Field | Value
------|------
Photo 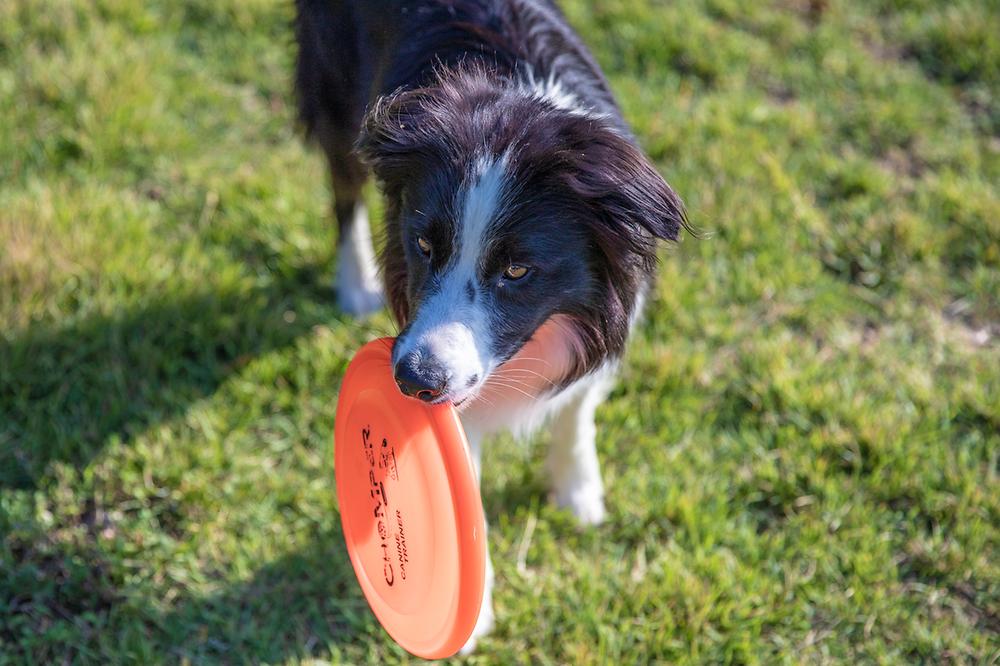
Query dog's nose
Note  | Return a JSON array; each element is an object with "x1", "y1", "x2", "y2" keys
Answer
[{"x1": 393, "y1": 355, "x2": 446, "y2": 402}]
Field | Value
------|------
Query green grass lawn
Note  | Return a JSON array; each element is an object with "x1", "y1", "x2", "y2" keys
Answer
[{"x1": 2, "y1": 0, "x2": 998, "y2": 662}]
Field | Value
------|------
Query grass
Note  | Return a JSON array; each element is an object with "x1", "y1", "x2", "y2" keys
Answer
[{"x1": 1, "y1": 0, "x2": 998, "y2": 662}]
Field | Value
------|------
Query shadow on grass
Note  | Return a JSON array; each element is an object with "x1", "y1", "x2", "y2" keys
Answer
[
  {"x1": 0, "y1": 261, "x2": 343, "y2": 490},
  {"x1": 481, "y1": 464, "x2": 548, "y2": 525},
  {"x1": 154, "y1": 527, "x2": 386, "y2": 663},
  {"x1": 1, "y1": 520, "x2": 390, "y2": 663},
  {"x1": 0, "y1": 252, "x2": 401, "y2": 660}
]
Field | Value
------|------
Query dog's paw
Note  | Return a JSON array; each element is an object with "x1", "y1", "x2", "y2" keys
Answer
[
  {"x1": 336, "y1": 282, "x2": 383, "y2": 317},
  {"x1": 458, "y1": 600, "x2": 494, "y2": 655},
  {"x1": 552, "y1": 483, "x2": 606, "y2": 526}
]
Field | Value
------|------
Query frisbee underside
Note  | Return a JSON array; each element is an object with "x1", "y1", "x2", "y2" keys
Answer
[{"x1": 334, "y1": 338, "x2": 486, "y2": 659}]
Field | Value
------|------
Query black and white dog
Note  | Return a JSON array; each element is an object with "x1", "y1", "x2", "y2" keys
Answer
[{"x1": 295, "y1": 0, "x2": 687, "y2": 651}]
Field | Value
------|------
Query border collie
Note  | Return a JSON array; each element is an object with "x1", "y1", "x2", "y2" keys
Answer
[{"x1": 295, "y1": 0, "x2": 687, "y2": 651}]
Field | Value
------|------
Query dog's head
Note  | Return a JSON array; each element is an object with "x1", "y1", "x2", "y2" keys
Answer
[{"x1": 358, "y1": 69, "x2": 686, "y2": 406}]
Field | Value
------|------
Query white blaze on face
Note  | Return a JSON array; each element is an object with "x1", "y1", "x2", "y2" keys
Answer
[{"x1": 394, "y1": 154, "x2": 510, "y2": 401}]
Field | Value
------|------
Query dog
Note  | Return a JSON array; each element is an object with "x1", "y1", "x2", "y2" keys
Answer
[{"x1": 294, "y1": 0, "x2": 687, "y2": 651}]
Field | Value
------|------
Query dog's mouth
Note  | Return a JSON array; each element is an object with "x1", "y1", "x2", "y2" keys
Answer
[
  {"x1": 411, "y1": 390, "x2": 474, "y2": 411},
  {"x1": 391, "y1": 341, "x2": 528, "y2": 410},
  {"x1": 440, "y1": 348, "x2": 533, "y2": 410},
  {"x1": 438, "y1": 379, "x2": 485, "y2": 410},
  {"x1": 436, "y1": 368, "x2": 498, "y2": 410}
]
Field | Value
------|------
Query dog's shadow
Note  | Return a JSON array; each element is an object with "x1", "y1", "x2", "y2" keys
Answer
[
  {"x1": 481, "y1": 459, "x2": 549, "y2": 525},
  {"x1": 0, "y1": 258, "x2": 343, "y2": 490},
  {"x1": 152, "y1": 526, "x2": 406, "y2": 662},
  {"x1": 1, "y1": 244, "x2": 549, "y2": 661},
  {"x1": 2, "y1": 243, "x2": 415, "y2": 660}
]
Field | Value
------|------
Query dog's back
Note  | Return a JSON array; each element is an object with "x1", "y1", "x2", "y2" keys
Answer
[{"x1": 295, "y1": 0, "x2": 627, "y2": 141}]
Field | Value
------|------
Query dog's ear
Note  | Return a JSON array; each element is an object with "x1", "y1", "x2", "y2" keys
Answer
[
  {"x1": 356, "y1": 87, "x2": 443, "y2": 187},
  {"x1": 561, "y1": 122, "x2": 688, "y2": 251}
]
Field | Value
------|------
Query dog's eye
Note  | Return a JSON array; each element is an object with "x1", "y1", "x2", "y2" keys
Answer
[
  {"x1": 503, "y1": 264, "x2": 530, "y2": 280},
  {"x1": 416, "y1": 236, "x2": 432, "y2": 256}
]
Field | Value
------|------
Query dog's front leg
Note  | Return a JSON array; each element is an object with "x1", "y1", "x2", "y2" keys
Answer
[
  {"x1": 546, "y1": 375, "x2": 614, "y2": 526},
  {"x1": 334, "y1": 198, "x2": 383, "y2": 316}
]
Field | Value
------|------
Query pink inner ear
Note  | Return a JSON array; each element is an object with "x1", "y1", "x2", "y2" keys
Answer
[{"x1": 486, "y1": 314, "x2": 584, "y2": 399}]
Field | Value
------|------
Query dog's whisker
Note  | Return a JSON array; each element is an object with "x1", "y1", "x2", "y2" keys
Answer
[
  {"x1": 491, "y1": 373, "x2": 556, "y2": 390},
  {"x1": 502, "y1": 356, "x2": 551, "y2": 366},
  {"x1": 488, "y1": 375, "x2": 541, "y2": 392},
  {"x1": 492, "y1": 368, "x2": 556, "y2": 386},
  {"x1": 471, "y1": 392, "x2": 496, "y2": 408},
  {"x1": 482, "y1": 380, "x2": 536, "y2": 401}
]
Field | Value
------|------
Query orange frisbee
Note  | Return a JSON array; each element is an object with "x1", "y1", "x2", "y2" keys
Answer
[{"x1": 334, "y1": 338, "x2": 486, "y2": 659}]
